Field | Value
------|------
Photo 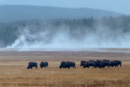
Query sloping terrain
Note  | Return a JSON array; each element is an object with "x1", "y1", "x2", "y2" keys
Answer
[{"x1": 0, "y1": 5, "x2": 122, "y2": 22}]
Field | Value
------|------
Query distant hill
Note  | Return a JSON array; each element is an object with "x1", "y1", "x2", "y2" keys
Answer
[{"x1": 0, "y1": 5, "x2": 122, "y2": 22}]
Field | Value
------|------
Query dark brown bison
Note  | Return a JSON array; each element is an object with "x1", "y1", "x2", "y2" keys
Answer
[
  {"x1": 95, "y1": 60, "x2": 102, "y2": 68},
  {"x1": 59, "y1": 61, "x2": 76, "y2": 69},
  {"x1": 103, "y1": 59, "x2": 110, "y2": 63},
  {"x1": 89, "y1": 60, "x2": 96, "y2": 62},
  {"x1": 40, "y1": 62, "x2": 48, "y2": 68},
  {"x1": 110, "y1": 60, "x2": 122, "y2": 67},
  {"x1": 80, "y1": 61, "x2": 86, "y2": 66},
  {"x1": 99, "y1": 61, "x2": 110, "y2": 68},
  {"x1": 59, "y1": 61, "x2": 66, "y2": 68},
  {"x1": 27, "y1": 62, "x2": 38, "y2": 69},
  {"x1": 83, "y1": 61, "x2": 90, "y2": 68},
  {"x1": 83, "y1": 61, "x2": 97, "y2": 68}
]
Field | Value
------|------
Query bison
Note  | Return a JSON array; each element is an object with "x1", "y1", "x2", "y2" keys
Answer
[
  {"x1": 40, "y1": 62, "x2": 48, "y2": 68},
  {"x1": 83, "y1": 61, "x2": 90, "y2": 68},
  {"x1": 83, "y1": 61, "x2": 97, "y2": 68},
  {"x1": 95, "y1": 60, "x2": 102, "y2": 68},
  {"x1": 99, "y1": 61, "x2": 111, "y2": 68},
  {"x1": 27, "y1": 62, "x2": 38, "y2": 69},
  {"x1": 59, "y1": 61, "x2": 76, "y2": 69},
  {"x1": 103, "y1": 59, "x2": 110, "y2": 63},
  {"x1": 80, "y1": 61, "x2": 86, "y2": 66},
  {"x1": 67, "y1": 62, "x2": 76, "y2": 68},
  {"x1": 110, "y1": 60, "x2": 122, "y2": 67},
  {"x1": 59, "y1": 61, "x2": 66, "y2": 68}
]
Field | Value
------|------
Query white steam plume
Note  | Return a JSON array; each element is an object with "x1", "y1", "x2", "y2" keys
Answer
[{"x1": 7, "y1": 23, "x2": 130, "y2": 51}]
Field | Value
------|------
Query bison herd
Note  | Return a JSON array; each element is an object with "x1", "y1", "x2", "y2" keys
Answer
[
  {"x1": 27, "y1": 60, "x2": 122, "y2": 69},
  {"x1": 81, "y1": 60, "x2": 121, "y2": 68},
  {"x1": 27, "y1": 62, "x2": 48, "y2": 69}
]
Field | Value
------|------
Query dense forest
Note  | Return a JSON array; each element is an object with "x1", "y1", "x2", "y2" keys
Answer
[{"x1": 0, "y1": 16, "x2": 130, "y2": 48}]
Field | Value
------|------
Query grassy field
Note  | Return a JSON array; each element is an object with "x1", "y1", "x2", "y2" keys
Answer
[{"x1": 0, "y1": 50, "x2": 130, "y2": 87}]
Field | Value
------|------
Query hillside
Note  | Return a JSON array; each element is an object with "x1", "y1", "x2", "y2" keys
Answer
[{"x1": 0, "y1": 5, "x2": 122, "y2": 22}]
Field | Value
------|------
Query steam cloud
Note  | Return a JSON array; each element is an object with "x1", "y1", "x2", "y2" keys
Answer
[{"x1": 7, "y1": 20, "x2": 130, "y2": 51}]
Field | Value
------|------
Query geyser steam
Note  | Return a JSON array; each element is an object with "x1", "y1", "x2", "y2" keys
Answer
[{"x1": 7, "y1": 18, "x2": 130, "y2": 50}]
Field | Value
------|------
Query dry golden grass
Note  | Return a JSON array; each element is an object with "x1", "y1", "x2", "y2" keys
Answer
[{"x1": 0, "y1": 50, "x2": 130, "y2": 87}]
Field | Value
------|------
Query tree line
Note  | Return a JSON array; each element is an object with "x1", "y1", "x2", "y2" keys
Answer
[{"x1": 0, "y1": 16, "x2": 130, "y2": 47}]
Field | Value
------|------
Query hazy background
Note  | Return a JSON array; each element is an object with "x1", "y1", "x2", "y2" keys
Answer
[
  {"x1": 0, "y1": 0, "x2": 130, "y2": 14},
  {"x1": 0, "y1": 0, "x2": 130, "y2": 50}
]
